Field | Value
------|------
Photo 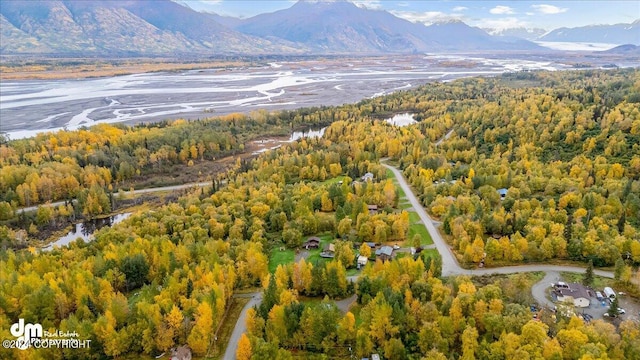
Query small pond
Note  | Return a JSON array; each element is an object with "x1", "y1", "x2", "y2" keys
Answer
[
  {"x1": 43, "y1": 212, "x2": 131, "y2": 251},
  {"x1": 385, "y1": 113, "x2": 417, "y2": 127},
  {"x1": 289, "y1": 127, "x2": 326, "y2": 141}
]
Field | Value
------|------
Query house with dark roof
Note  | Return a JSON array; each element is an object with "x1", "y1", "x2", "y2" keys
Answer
[
  {"x1": 375, "y1": 245, "x2": 394, "y2": 262},
  {"x1": 554, "y1": 283, "x2": 592, "y2": 308},
  {"x1": 367, "y1": 204, "x2": 379, "y2": 215},
  {"x1": 302, "y1": 237, "x2": 321, "y2": 250}
]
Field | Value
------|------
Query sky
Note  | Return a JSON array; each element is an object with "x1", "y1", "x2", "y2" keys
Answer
[{"x1": 177, "y1": 0, "x2": 640, "y2": 31}]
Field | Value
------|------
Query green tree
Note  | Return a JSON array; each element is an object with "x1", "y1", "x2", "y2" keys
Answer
[
  {"x1": 583, "y1": 259, "x2": 594, "y2": 287},
  {"x1": 120, "y1": 254, "x2": 149, "y2": 291},
  {"x1": 608, "y1": 297, "x2": 620, "y2": 317},
  {"x1": 0, "y1": 201, "x2": 13, "y2": 221},
  {"x1": 35, "y1": 205, "x2": 54, "y2": 226},
  {"x1": 614, "y1": 258, "x2": 625, "y2": 280},
  {"x1": 282, "y1": 227, "x2": 302, "y2": 248}
]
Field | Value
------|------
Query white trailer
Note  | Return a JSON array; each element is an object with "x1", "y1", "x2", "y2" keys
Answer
[{"x1": 603, "y1": 287, "x2": 616, "y2": 299}]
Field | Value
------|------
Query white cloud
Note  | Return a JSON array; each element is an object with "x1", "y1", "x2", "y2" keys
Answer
[
  {"x1": 452, "y1": 6, "x2": 468, "y2": 12},
  {"x1": 397, "y1": 2, "x2": 410, "y2": 7},
  {"x1": 490, "y1": 5, "x2": 515, "y2": 15},
  {"x1": 477, "y1": 17, "x2": 530, "y2": 31},
  {"x1": 392, "y1": 10, "x2": 465, "y2": 25},
  {"x1": 531, "y1": 4, "x2": 568, "y2": 14},
  {"x1": 351, "y1": 0, "x2": 383, "y2": 9}
]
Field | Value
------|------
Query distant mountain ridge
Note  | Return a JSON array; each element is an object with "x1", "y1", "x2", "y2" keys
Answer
[
  {"x1": 1, "y1": 0, "x2": 542, "y2": 56},
  {"x1": 0, "y1": 0, "x2": 301, "y2": 55},
  {"x1": 539, "y1": 20, "x2": 640, "y2": 45},
  {"x1": 233, "y1": 2, "x2": 541, "y2": 53},
  {"x1": 604, "y1": 44, "x2": 640, "y2": 55}
]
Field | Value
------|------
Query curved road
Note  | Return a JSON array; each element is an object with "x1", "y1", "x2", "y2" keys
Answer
[
  {"x1": 224, "y1": 164, "x2": 615, "y2": 359},
  {"x1": 532, "y1": 271, "x2": 560, "y2": 309},
  {"x1": 382, "y1": 163, "x2": 613, "y2": 278}
]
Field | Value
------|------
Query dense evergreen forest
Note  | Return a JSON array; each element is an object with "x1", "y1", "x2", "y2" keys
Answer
[{"x1": 0, "y1": 69, "x2": 639, "y2": 359}]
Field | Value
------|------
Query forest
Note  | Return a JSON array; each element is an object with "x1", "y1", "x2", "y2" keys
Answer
[{"x1": 0, "y1": 68, "x2": 639, "y2": 359}]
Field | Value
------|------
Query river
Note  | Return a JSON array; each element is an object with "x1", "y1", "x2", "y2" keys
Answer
[{"x1": 0, "y1": 54, "x2": 576, "y2": 140}]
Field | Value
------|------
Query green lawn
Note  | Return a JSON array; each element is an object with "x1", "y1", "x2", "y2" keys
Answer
[
  {"x1": 269, "y1": 248, "x2": 295, "y2": 272},
  {"x1": 399, "y1": 201, "x2": 413, "y2": 210},
  {"x1": 560, "y1": 272, "x2": 615, "y2": 290},
  {"x1": 306, "y1": 251, "x2": 326, "y2": 267},
  {"x1": 387, "y1": 168, "x2": 433, "y2": 248},
  {"x1": 298, "y1": 233, "x2": 335, "y2": 267},
  {"x1": 408, "y1": 223, "x2": 434, "y2": 245},
  {"x1": 421, "y1": 248, "x2": 440, "y2": 258},
  {"x1": 346, "y1": 268, "x2": 360, "y2": 276},
  {"x1": 387, "y1": 169, "x2": 407, "y2": 199},
  {"x1": 320, "y1": 175, "x2": 348, "y2": 185}
]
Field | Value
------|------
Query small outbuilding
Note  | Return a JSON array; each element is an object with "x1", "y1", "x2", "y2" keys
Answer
[
  {"x1": 357, "y1": 255, "x2": 369, "y2": 268},
  {"x1": 320, "y1": 243, "x2": 336, "y2": 258},
  {"x1": 361, "y1": 172, "x2": 374, "y2": 182}
]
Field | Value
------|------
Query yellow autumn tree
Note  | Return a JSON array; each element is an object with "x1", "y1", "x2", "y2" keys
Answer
[
  {"x1": 187, "y1": 302, "x2": 214, "y2": 355},
  {"x1": 236, "y1": 333, "x2": 252, "y2": 360}
]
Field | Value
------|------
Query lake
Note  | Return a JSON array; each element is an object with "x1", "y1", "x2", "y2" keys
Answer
[{"x1": 43, "y1": 213, "x2": 131, "y2": 251}]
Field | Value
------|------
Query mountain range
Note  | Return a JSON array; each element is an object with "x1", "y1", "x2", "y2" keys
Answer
[
  {"x1": 0, "y1": 0, "x2": 637, "y2": 57},
  {"x1": 538, "y1": 20, "x2": 640, "y2": 45},
  {"x1": 0, "y1": 0, "x2": 299, "y2": 55}
]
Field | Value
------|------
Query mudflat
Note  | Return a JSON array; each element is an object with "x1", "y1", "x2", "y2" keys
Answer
[{"x1": 0, "y1": 53, "x2": 626, "y2": 139}]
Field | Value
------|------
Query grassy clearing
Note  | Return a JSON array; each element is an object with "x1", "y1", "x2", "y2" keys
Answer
[
  {"x1": 399, "y1": 202, "x2": 413, "y2": 210},
  {"x1": 560, "y1": 272, "x2": 613, "y2": 290},
  {"x1": 269, "y1": 248, "x2": 295, "y2": 272},
  {"x1": 409, "y1": 223, "x2": 433, "y2": 245},
  {"x1": 320, "y1": 175, "x2": 348, "y2": 185},
  {"x1": 387, "y1": 169, "x2": 407, "y2": 199},
  {"x1": 299, "y1": 233, "x2": 336, "y2": 266},
  {"x1": 408, "y1": 211, "x2": 420, "y2": 223},
  {"x1": 298, "y1": 296, "x2": 324, "y2": 306},
  {"x1": 421, "y1": 248, "x2": 440, "y2": 258},
  {"x1": 346, "y1": 268, "x2": 360, "y2": 276},
  {"x1": 386, "y1": 167, "x2": 435, "y2": 248},
  {"x1": 212, "y1": 296, "x2": 251, "y2": 358}
]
